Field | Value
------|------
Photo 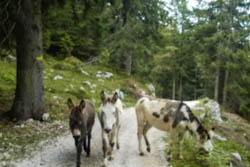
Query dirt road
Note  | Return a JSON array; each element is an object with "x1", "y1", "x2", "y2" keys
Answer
[{"x1": 14, "y1": 108, "x2": 169, "y2": 167}]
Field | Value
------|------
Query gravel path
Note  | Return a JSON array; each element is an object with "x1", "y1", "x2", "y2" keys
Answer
[{"x1": 14, "y1": 107, "x2": 169, "y2": 167}]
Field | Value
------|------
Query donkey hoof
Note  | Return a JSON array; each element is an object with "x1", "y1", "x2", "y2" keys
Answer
[
  {"x1": 117, "y1": 144, "x2": 120, "y2": 150},
  {"x1": 167, "y1": 156, "x2": 172, "y2": 161},
  {"x1": 139, "y1": 152, "x2": 144, "y2": 156},
  {"x1": 147, "y1": 147, "x2": 151, "y2": 153},
  {"x1": 108, "y1": 156, "x2": 114, "y2": 161}
]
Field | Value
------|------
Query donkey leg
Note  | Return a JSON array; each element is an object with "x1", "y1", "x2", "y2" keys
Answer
[
  {"x1": 136, "y1": 108, "x2": 145, "y2": 156},
  {"x1": 143, "y1": 122, "x2": 152, "y2": 153},
  {"x1": 86, "y1": 132, "x2": 92, "y2": 157},
  {"x1": 108, "y1": 129, "x2": 115, "y2": 161},
  {"x1": 177, "y1": 132, "x2": 185, "y2": 160},
  {"x1": 83, "y1": 135, "x2": 87, "y2": 153},
  {"x1": 76, "y1": 138, "x2": 83, "y2": 167},
  {"x1": 167, "y1": 134, "x2": 174, "y2": 161},
  {"x1": 102, "y1": 132, "x2": 109, "y2": 167},
  {"x1": 137, "y1": 124, "x2": 144, "y2": 156},
  {"x1": 116, "y1": 124, "x2": 121, "y2": 149}
]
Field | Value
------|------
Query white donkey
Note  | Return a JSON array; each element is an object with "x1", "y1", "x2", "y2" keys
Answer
[
  {"x1": 98, "y1": 90, "x2": 123, "y2": 167},
  {"x1": 135, "y1": 97, "x2": 214, "y2": 160}
]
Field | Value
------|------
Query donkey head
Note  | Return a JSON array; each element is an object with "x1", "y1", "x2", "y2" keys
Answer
[
  {"x1": 67, "y1": 98, "x2": 86, "y2": 141},
  {"x1": 99, "y1": 91, "x2": 119, "y2": 134},
  {"x1": 196, "y1": 125, "x2": 215, "y2": 151}
]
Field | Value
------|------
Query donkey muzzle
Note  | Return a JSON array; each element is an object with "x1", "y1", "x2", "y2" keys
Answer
[{"x1": 104, "y1": 128, "x2": 111, "y2": 134}]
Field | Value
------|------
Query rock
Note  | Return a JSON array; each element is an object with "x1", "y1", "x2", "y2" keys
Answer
[
  {"x1": 104, "y1": 72, "x2": 113, "y2": 79},
  {"x1": 213, "y1": 133, "x2": 227, "y2": 142},
  {"x1": 6, "y1": 54, "x2": 16, "y2": 61},
  {"x1": 147, "y1": 83, "x2": 156, "y2": 97},
  {"x1": 69, "y1": 84, "x2": 74, "y2": 88},
  {"x1": 3, "y1": 152, "x2": 10, "y2": 159},
  {"x1": 95, "y1": 71, "x2": 113, "y2": 79},
  {"x1": 185, "y1": 98, "x2": 223, "y2": 123},
  {"x1": 231, "y1": 153, "x2": 242, "y2": 161},
  {"x1": 82, "y1": 81, "x2": 96, "y2": 89},
  {"x1": 53, "y1": 75, "x2": 63, "y2": 80},
  {"x1": 53, "y1": 95, "x2": 60, "y2": 100},
  {"x1": 42, "y1": 113, "x2": 50, "y2": 121},
  {"x1": 205, "y1": 99, "x2": 222, "y2": 123},
  {"x1": 80, "y1": 69, "x2": 89, "y2": 76},
  {"x1": 80, "y1": 86, "x2": 85, "y2": 91},
  {"x1": 25, "y1": 118, "x2": 33, "y2": 124}
]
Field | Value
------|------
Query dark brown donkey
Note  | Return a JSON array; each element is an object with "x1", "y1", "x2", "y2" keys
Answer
[{"x1": 67, "y1": 98, "x2": 96, "y2": 167}]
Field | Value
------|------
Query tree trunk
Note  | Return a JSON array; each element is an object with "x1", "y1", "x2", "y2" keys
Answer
[
  {"x1": 124, "y1": 54, "x2": 132, "y2": 75},
  {"x1": 172, "y1": 76, "x2": 176, "y2": 100},
  {"x1": 10, "y1": 0, "x2": 44, "y2": 121},
  {"x1": 223, "y1": 69, "x2": 229, "y2": 105},
  {"x1": 178, "y1": 75, "x2": 183, "y2": 100},
  {"x1": 214, "y1": 67, "x2": 220, "y2": 102}
]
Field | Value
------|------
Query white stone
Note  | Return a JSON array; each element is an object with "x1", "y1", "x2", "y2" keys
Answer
[
  {"x1": 53, "y1": 75, "x2": 63, "y2": 80},
  {"x1": 42, "y1": 113, "x2": 50, "y2": 121},
  {"x1": 26, "y1": 118, "x2": 33, "y2": 124},
  {"x1": 147, "y1": 83, "x2": 156, "y2": 97},
  {"x1": 80, "y1": 69, "x2": 89, "y2": 76},
  {"x1": 3, "y1": 152, "x2": 11, "y2": 159},
  {"x1": 95, "y1": 71, "x2": 113, "y2": 79},
  {"x1": 7, "y1": 54, "x2": 16, "y2": 61},
  {"x1": 53, "y1": 95, "x2": 60, "y2": 100},
  {"x1": 231, "y1": 153, "x2": 242, "y2": 161},
  {"x1": 185, "y1": 98, "x2": 222, "y2": 123},
  {"x1": 205, "y1": 100, "x2": 222, "y2": 123},
  {"x1": 213, "y1": 133, "x2": 227, "y2": 142},
  {"x1": 82, "y1": 81, "x2": 96, "y2": 89}
]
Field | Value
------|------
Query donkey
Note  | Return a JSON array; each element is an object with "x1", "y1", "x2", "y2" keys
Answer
[
  {"x1": 135, "y1": 97, "x2": 214, "y2": 160},
  {"x1": 67, "y1": 98, "x2": 96, "y2": 167},
  {"x1": 98, "y1": 91, "x2": 122, "y2": 167}
]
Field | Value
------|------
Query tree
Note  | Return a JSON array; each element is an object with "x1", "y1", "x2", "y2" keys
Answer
[{"x1": 9, "y1": 0, "x2": 44, "y2": 120}]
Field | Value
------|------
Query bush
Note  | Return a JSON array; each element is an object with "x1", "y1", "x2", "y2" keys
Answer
[{"x1": 47, "y1": 31, "x2": 74, "y2": 59}]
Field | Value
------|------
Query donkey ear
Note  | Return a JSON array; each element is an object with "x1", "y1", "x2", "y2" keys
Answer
[
  {"x1": 79, "y1": 99, "x2": 85, "y2": 110},
  {"x1": 100, "y1": 90, "x2": 106, "y2": 103},
  {"x1": 112, "y1": 92, "x2": 118, "y2": 104},
  {"x1": 67, "y1": 98, "x2": 74, "y2": 109},
  {"x1": 208, "y1": 128, "x2": 215, "y2": 139}
]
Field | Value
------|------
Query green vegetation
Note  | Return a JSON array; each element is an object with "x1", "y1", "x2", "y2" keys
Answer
[
  {"x1": 167, "y1": 109, "x2": 250, "y2": 167},
  {"x1": 168, "y1": 136, "x2": 250, "y2": 167}
]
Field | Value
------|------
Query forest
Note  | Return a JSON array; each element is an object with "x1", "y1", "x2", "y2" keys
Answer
[{"x1": 0, "y1": 0, "x2": 250, "y2": 167}]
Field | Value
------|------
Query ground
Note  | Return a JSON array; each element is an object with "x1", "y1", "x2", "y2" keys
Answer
[{"x1": 13, "y1": 108, "x2": 169, "y2": 167}]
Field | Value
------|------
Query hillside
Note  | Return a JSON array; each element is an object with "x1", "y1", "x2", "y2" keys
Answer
[{"x1": 0, "y1": 55, "x2": 150, "y2": 166}]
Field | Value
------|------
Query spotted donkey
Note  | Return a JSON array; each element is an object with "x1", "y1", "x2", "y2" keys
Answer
[
  {"x1": 67, "y1": 98, "x2": 95, "y2": 167},
  {"x1": 98, "y1": 91, "x2": 122, "y2": 167},
  {"x1": 135, "y1": 97, "x2": 214, "y2": 160}
]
